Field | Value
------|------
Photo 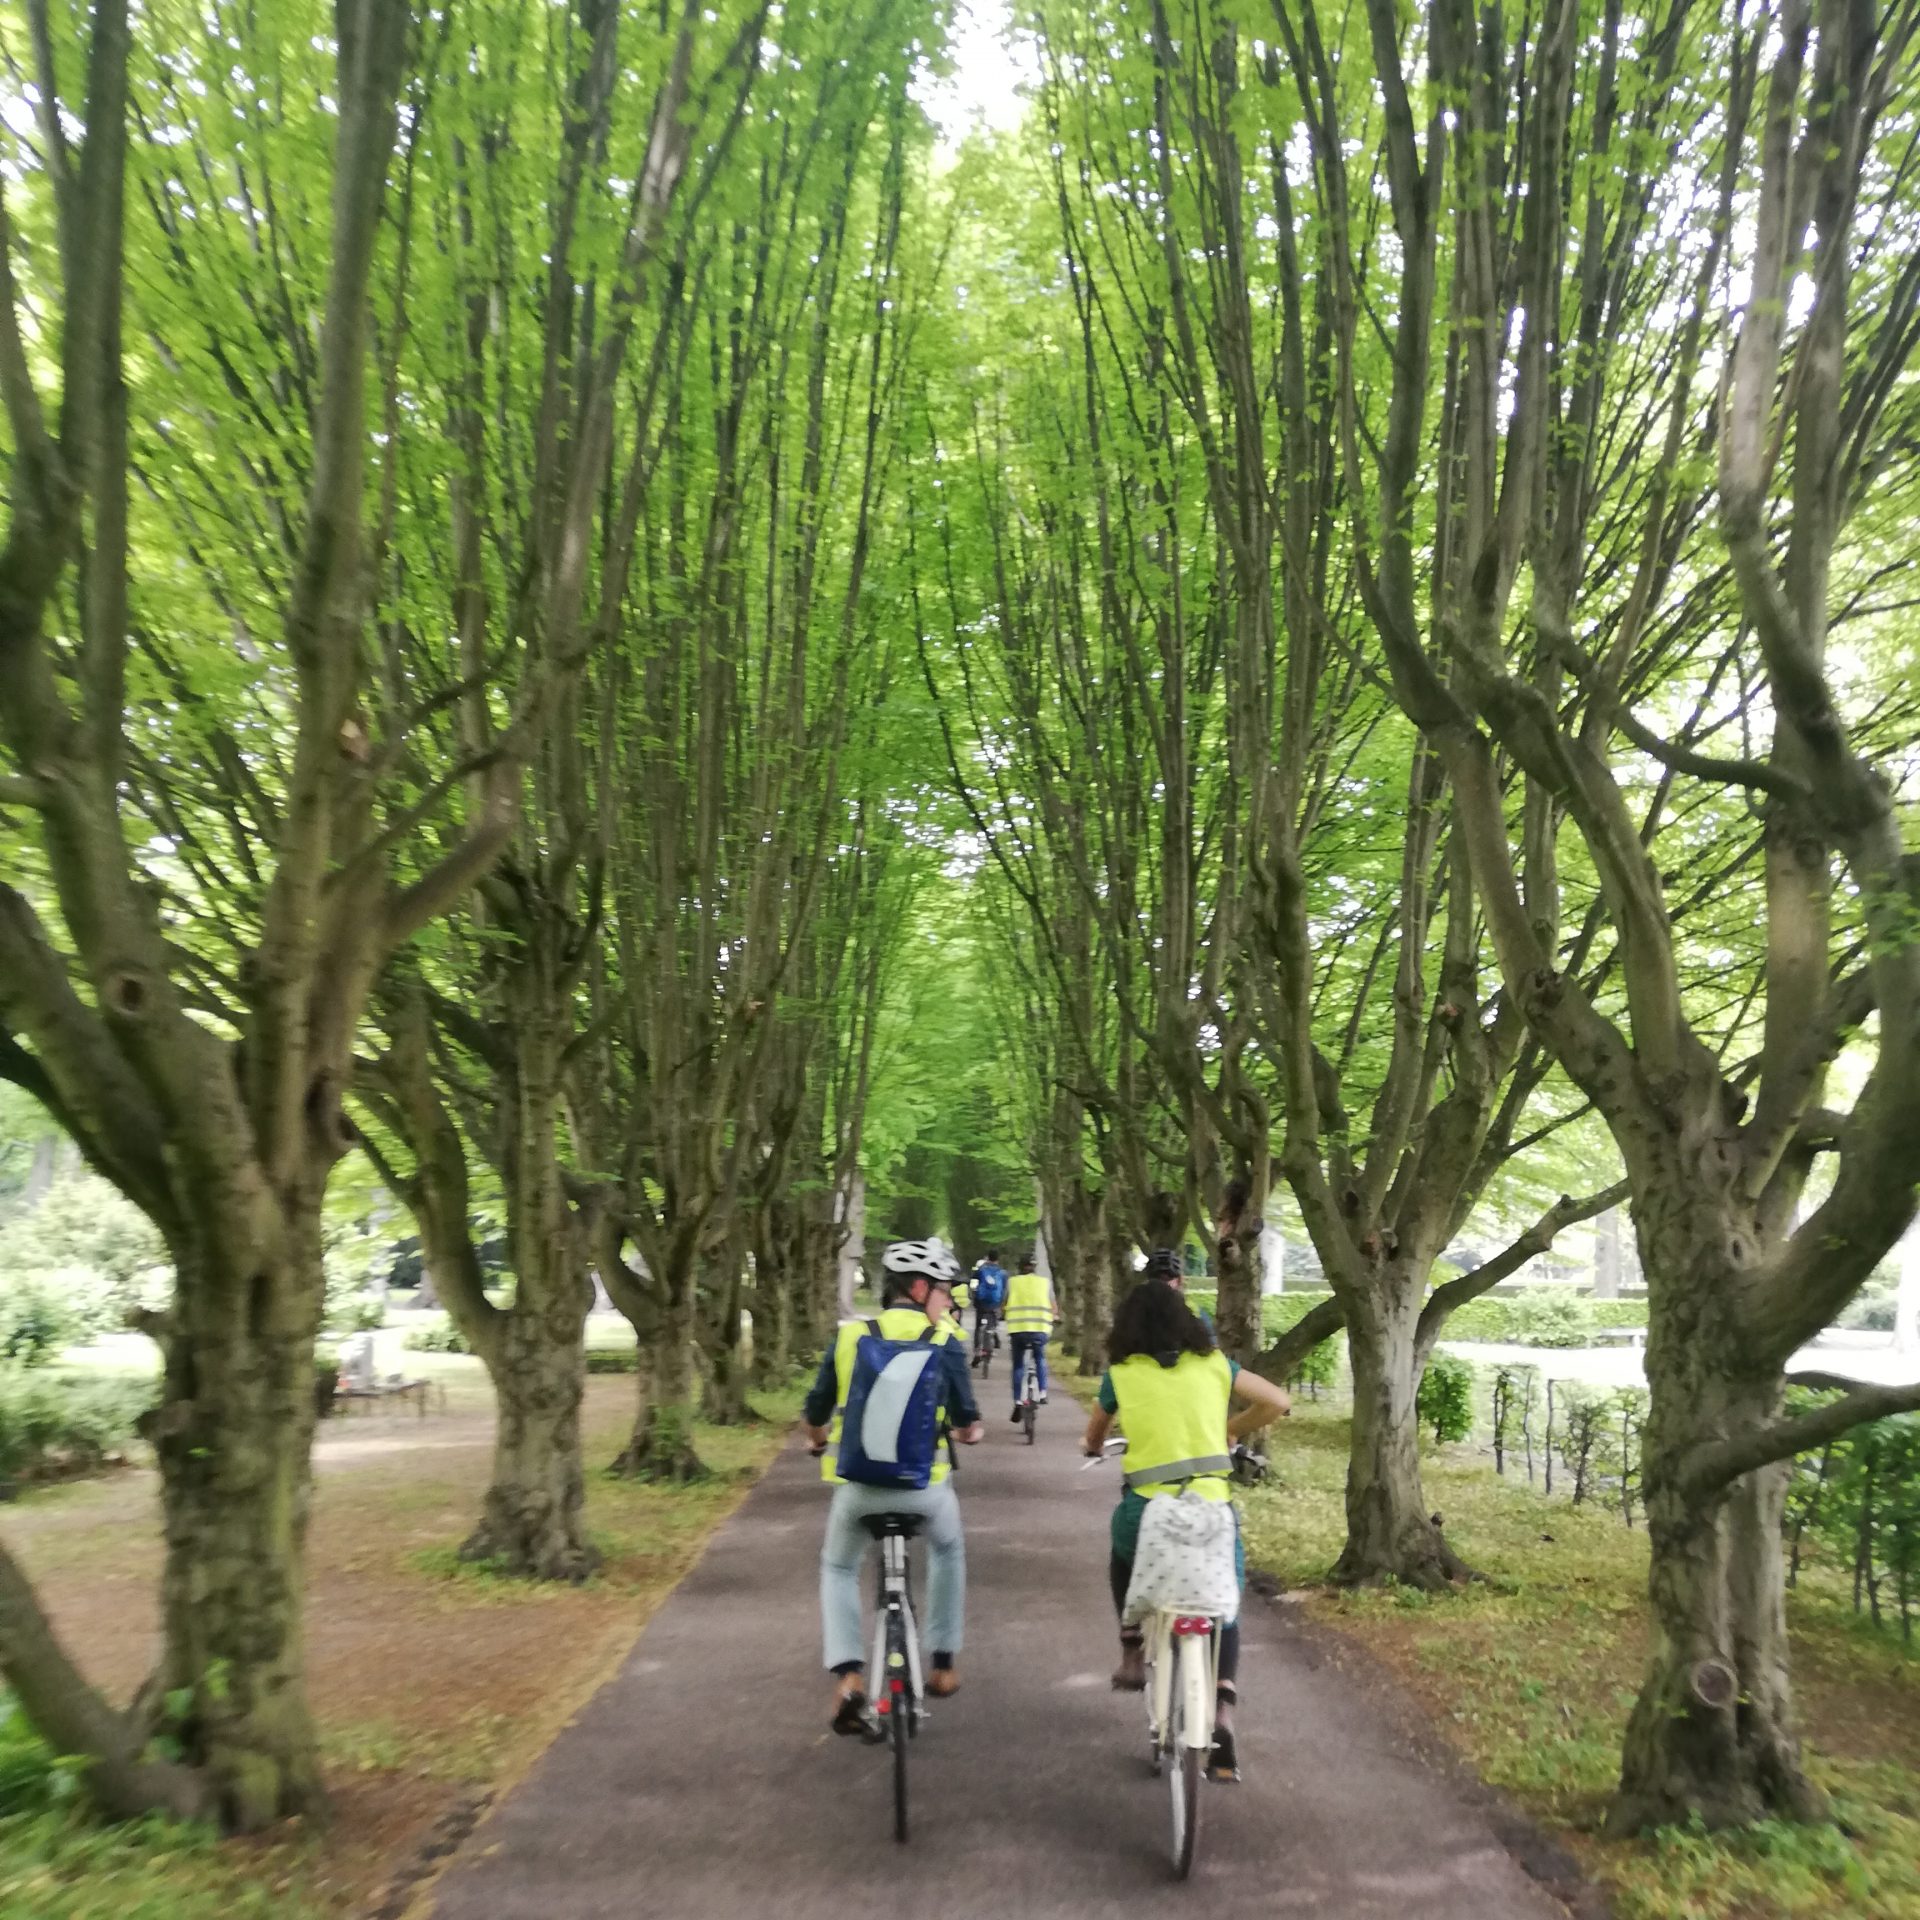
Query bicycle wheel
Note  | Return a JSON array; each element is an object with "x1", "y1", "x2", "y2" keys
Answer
[
  {"x1": 1168, "y1": 1638, "x2": 1202, "y2": 1878},
  {"x1": 888, "y1": 1614, "x2": 910, "y2": 1843},
  {"x1": 1022, "y1": 1384, "x2": 1036, "y2": 1444}
]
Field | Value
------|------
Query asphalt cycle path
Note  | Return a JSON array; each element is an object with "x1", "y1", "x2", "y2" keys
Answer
[{"x1": 427, "y1": 1394, "x2": 1575, "y2": 1920}]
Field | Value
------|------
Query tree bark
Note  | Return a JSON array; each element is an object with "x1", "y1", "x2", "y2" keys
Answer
[
  {"x1": 611, "y1": 1266, "x2": 705, "y2": 1479},
  {"x1": 148, "y1": 1227, "x2": 329, "y2": 1830},
  {"x1": 1330, "y1": 1272, "x2": 1469, "y2": 1590},
  {"x1": 1611, "y1": 1225, "x2": 1821, "y2": 1830},
  {"x1": 462, "y1": 1306, "x2": 596, "y2": 1582}
]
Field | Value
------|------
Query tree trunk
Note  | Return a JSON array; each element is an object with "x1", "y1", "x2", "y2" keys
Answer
[
  {"x1": 612, "y1": 1275, "x2": 706, "y2": 1479},
  {"x1": 751, "y1": 1214, "x2": 796, "y2": 1385},
  {"x1": 1213, "y1": 1186, "x2": 1265, "y2": 1367},
  {"x1": 1611, "y1": 1264, "x2": 1821, "y2": 1831},
  {"x1": 25, "y1": 1133, "x2": 55, "y2": 1204},
  {"x1": 1331, "y1": 1274, "x2": 1468, "y2": 1590},
  {"x1": 148, "y1": 1225, "x2": 328, "y2": 1831},
  {"x1": 1595, "y1": 1206, "x2": 1624, "y2": 1300},
  {"x1": 462, "y1": 1307, "x2": 597, "y2": 1581},
  {"x1": 1076, "y1": 1190, "x2": 1113, "y2": 1375}
]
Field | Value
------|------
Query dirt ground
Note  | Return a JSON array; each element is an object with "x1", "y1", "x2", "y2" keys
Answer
[{"x1": 1, "y1": 1364, "x2": 792, "y2": 1918}]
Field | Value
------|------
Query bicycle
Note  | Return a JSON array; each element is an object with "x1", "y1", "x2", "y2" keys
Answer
[
  {"x1": 1082, "y1": 1439, "x2": 1223, "y2": 1878},
  {"x1": 1016, "y1": 1343, "x2": 1040, "y2": 1444},
  {"x1": 970, "y1": 1305, "x2": 1001, "y2": 1377},
  {"x1": 862, "y1": 1513, "x2": 926, "y2": 1843}
]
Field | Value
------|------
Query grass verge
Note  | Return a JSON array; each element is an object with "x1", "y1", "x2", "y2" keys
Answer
[
  {"x1": 0, "y1": 1378, "x2": 802, "y2": 1920},
  {"x1": 1241, "y1": 1395, "x2": 1920, "y2": 1920}
]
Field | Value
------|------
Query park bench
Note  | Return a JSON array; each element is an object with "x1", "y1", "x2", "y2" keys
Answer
[
  {"x1": 334, "y1": 1334, "x2": 446, "y2": 1417},
  {"x1": 1594, "y1": 1326, "x2": 1647, "y2": 1349}
]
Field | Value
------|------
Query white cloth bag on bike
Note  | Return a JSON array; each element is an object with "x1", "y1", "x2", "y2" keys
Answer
[{"x1": 1123, "y1": 1489, "x2": 1239, "y2": 1626}]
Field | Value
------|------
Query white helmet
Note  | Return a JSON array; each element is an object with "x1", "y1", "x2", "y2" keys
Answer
[{"x1": 880, "y1": 1239, "x2": 961, "y2": 1288}]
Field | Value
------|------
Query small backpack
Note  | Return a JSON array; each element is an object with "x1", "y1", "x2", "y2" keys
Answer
[
  {"x1": 974, "y1": 1265, "x2": 1008, "y2": 1309},
  {"x1": 837, "y1": 1320, "x2": 946, "y2": 1489}
]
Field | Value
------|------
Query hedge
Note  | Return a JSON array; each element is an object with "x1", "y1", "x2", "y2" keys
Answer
[
  {"x1": 1189, "y1": 1285, "x2": 1647, "y2": 1351},
  {"x1": 0, "y1": 1369, "x2": 153, "y2": 1485}
]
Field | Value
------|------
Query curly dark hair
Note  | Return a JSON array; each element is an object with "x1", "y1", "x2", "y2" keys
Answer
[{"x1": 1107, "y1": 1277, "x2": 1217, "y2": 1366}]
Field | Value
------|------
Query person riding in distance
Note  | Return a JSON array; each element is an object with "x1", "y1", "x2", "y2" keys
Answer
[
  {"x1": 971, "y1": 1248, "x2": 1009, "y2": 1321},
  {"x1": 803, "y1": 1239, "x2": 984, "y2": 1733},
  {"x1": 1081, "y1": 1274, "x2": 1289, "y2": 1782},
  {"x1": 1004, "y1": 1254, "x2": 1057, "y2": 1417}
]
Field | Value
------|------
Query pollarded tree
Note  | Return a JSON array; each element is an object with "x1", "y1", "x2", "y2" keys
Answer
[
  {"x1": 929, "y1": 4, "x2": 1626, "y2": 1585},
  {"x1": 0, "y1": 0, "x2": 493, "y2": 1829},
  {"x1": 575, "y1": 3, "x2": 938, "y2": 1474},
  {"x1": 354, "y1": 0, "x2": 763, "y2": 1580},
  {"x1": 1301, "y1": 0, "x2": 1920, "y2": 1827}
]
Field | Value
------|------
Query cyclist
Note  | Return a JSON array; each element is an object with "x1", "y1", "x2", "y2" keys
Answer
[
  {"x1": 803, "y1": 1240, "x2": 984, "y2": 1734},
  {"x1": 969, "y1": 1248, "x2": 1008, "y2": 1369},
  {"x1": 1004, "y1": 1254, "x2": 1056, "y2": 1419},
  {"x1": 1081, "y1": 1272, "x2": 1289, "y2": 1781}
]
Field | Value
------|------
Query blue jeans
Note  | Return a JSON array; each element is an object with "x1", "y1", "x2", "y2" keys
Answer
[
  {"x1": 1010, "y1": 1333, "x2": 1049, "y2": 1402},
  {"x1": 819, "y1": 1480, "x2": 965, "y2": 1671}
]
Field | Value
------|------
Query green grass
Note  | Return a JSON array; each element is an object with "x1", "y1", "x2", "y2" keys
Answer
[
  {"x1": 0, "y1": 1384, "x2": 804, "y2": 1920},
  {"x1": 1243, "y1": 1396, "x2": 1920, "y2": 1919},
  {"x1": 0, "y1": 1700, "x2": 332, "y2": 1920}
]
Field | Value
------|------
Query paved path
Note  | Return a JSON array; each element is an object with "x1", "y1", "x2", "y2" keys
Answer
[{"x1": 428, "y1": 1399, "x2": 1573, "y2": 1919}]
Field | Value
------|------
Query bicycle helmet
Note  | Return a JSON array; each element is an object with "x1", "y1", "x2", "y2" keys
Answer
[
  {"x1": 880, "y1": 1239, "x2": 962, "y2": 1288},
  {"x1": 1143, "y1": 1247, "x2": 1182, "y2": 1281}
]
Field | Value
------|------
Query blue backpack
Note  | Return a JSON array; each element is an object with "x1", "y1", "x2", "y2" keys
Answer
[
  {"x1": 973, "y1": 1264, "x2": 1008, "y2": 1309},
  {"x1": 838, "y1": 1320, "x2": 946, "y2": 1490}
]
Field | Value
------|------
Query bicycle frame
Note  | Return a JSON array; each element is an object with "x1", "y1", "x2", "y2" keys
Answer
[
  {"x1": 867, "y1": 1528, "x2": 925, "y2": 1725},
  {"x1": 1145, "y1": 1607, "x2": 1220, "y2": 1761}
]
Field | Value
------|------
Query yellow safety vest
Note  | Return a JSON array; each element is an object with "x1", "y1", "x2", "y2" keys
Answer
[
  {"x1": 1006, "y1": 1271, "x2": 1053, "y2": 1335},
  {"x1": 1109, "y1": 1350, "x2": 1233, "y2": 1503},
  {"x1": 820, "y1": 1308, "x2": 963, "y2": 1487},
  {"x1": 952, "y1": 1280, "x2": 971, "y2": 1314}
]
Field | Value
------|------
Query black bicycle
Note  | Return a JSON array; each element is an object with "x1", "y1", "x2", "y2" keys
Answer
[
  {"x1": 862, "y1": 1513, "x2": 926, "y2": 1842},
  {"x1": 1016, "y1": 1342, "x2": 1040, "y2": 1444},
  {"x1": 971, "y1": 1304, "x2": 1002, "y2": 1376}
]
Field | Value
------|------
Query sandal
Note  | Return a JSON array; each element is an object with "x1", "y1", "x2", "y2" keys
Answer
[{"x1": 1208, "y1": 1725, "x2": 1240, "y2": 1783}]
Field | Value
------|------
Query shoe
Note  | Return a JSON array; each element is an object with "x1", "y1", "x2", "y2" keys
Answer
[
  {"x1": 926, "y1": 1667, "x2": 960, "y2": 1698},
  {"x1": 1112, "y1": 1642, "x2": 1146, "y2": 1691},
  {"x1": 1038, "y1": 1391, "x2": 1049, "y2": 1404},
  {"x1": 1208, "y1": 1725, "x2": 1240, "y2": 1783},
  {"x1": 1010, "y1": 1407, "x2": 1024, "y2": 1423},
  {"x1": 832, "y1": 1688, "x2": 873, "y2": 1738}
]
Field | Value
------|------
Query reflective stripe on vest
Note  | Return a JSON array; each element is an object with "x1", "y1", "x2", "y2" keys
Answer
[
  {"x1": 820, "y1": 1308, "x2": 960, "y2": 1487},
  {"x1": 1123, "y1": 1453, "x2": 1233, "y2": 1490},
  {"x1": 1110, "y1": 1349, "x2": 1234, "y2": 1502},
  {"x1": 1005, "y1": 1272, "x2": 1053, "y2": 1334}
]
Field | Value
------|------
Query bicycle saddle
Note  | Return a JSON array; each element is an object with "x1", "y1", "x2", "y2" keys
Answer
[{"x1": 860, "y1": 1514, "x2": 926, "y2": 1540}]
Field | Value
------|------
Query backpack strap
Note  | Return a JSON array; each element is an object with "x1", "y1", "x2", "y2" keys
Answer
[{"x1": 864, "y1": 1319, "x2": 881, "y2": 1339}]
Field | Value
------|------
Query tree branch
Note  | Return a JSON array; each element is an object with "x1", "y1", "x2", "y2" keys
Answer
[
  {"x1": 1680, "y1": 1376, "x2": 1920, "y2": 1497},
  {"x1": 1416, "y1": 1180, "x2": 1630, "y2": 1358}
]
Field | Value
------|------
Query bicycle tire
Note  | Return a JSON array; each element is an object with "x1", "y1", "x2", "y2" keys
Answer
[
  {"x1": 1168, "y1": 1636, "x2": 1202, "y2": 1878},
  {"x1": 888, "y1": 1614, "x2": 910, "y2": 1843},
  {"x1": 1023, "y1": 1393, "x2": 1036, "y2": 1444}
]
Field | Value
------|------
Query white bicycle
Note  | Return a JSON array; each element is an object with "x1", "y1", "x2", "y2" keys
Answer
[{"x1": 1084, "y1": 1439, "x2": 1223, "y2": 1878}]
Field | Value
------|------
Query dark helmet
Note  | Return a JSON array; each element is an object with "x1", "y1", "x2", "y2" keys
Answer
[{"x1": 1143, "y1": 1247, "x2": 1182, "y2": 1281}]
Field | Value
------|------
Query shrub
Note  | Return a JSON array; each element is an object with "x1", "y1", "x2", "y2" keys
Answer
[
  {"x1": 1439, "y1": 1289, "x2": 1647, "y2": 1347},
  {"x1": 1490, "y1": 1364, "x2": 1541, "y2": 1478},
  {"x1": 313, "y1": 1349, "x2": 341, "y2": 1419},
  {"x1": 1787, "y1": 1402, "x2": 1920, "y2": 1642},
  {"x1": 0, "y1": 1369, "x2": 153, "y2": 1484},
  {"x1": 1417, "y1": 1352, "x2": 1476, "y2": 1445},
  {"x1": 0, "y1": 1282, "x2": 88, "y2": 1368},
  {"x1": 584, "y1": 1347, "x2": 639, "y2": 1374},
  {"x1": 402, "y1": 1318, "x2": 468, "y2": 1354}
]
